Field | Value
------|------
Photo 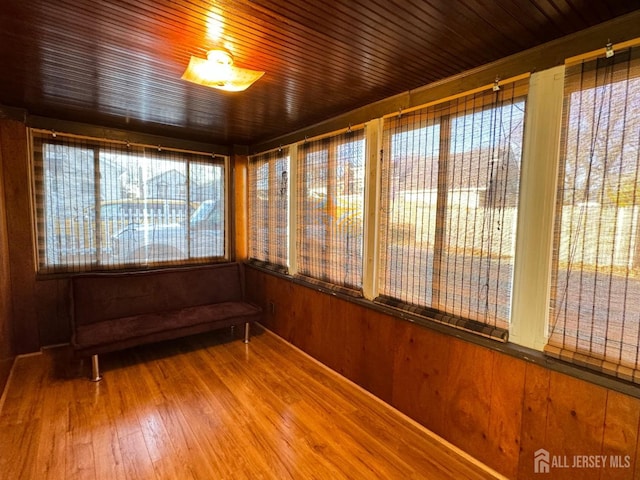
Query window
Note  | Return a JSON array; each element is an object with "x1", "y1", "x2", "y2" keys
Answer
[
  {"x1": 377, "y1": 80, "x2": 527, "y2": 338},
  {"x1": 248, "y1": 149, "x2": 290, "y2": 271},
  {"x1": 32, "y1": 132, "x2": 226, "y2": 273},
  {"x1": 297, "y1": 130, "x2": 365, "y2": 292},
  {"x1": 546, "y1": 46, "x2": 640, "y2": 382}
]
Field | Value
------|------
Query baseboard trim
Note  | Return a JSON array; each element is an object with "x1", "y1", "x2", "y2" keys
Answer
[{"x1": 0, "y1": 351, "x2": 43, "y2": 414}]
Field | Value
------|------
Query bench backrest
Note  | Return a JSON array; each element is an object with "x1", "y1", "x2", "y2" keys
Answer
[{"x1": 71, "y1": 263, "x2": 245, "y2": 325}]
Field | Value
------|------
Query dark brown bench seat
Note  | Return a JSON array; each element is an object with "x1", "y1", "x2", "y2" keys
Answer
[{"x1": 71, "y1": 262, "x2": 261, "y2": 380}]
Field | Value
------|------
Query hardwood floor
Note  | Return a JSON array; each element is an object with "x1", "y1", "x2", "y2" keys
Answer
[{"x1": 0, "y1": 326, "x2": 502, "y2": 479}]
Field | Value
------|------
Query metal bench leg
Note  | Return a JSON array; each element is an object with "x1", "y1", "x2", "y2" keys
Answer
[
  {"x1": 90, "y1": 354, "x2": 103, "y2": 382},
  {"x1": 243, "y1": 322, "x2": 250, "y2": 344}
]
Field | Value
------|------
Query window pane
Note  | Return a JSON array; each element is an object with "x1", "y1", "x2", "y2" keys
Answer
[
  {"x1": 33, "y1": 132, "x2": 226, "y2": 273},
  {"x1": 40, "y1": 142, "x2": 96, "y2": 269},
  {"x1": 297, "y1": 131, "x2": 365, "y2": 291},
  {"x1": 248, "y1": 150, "x2": 289, "y2": 270},
  {"x1": 379, "y1": 81, "x2": 527, "y2": 335},
  {"x1": 440, "y1": 102, "x2": 525, "y2": 328},
  {"x1": 379, "y1": 121, "x2": 440, "y2": 306},
  {"x1": 548, "y1": 47, "x2": 640, "y2": 379},
  {"x1": 189, "y1": 162, "x2": 225, "y2": 259}
]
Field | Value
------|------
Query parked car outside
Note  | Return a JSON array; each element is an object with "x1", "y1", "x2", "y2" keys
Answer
[
  {"x1": 47, "y1": 198, "x2": 193, "y2": 265},
  {"x1": 111, "y1": 199, "x2": 224, "y2": 263}
]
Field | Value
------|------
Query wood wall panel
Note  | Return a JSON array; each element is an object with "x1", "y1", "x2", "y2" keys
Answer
[
  {"x1": 313, "y1": 295, "x2": 352, "y2": 379},
  {"x1": 602, "y1": 391, "x2": 640, "y2": 479},
  {"x1": 484, "y1": 353, "x2": 526, "y2": 480},
  {"x1": 518, "y1": 363, "x2": 551, "y2": 479},
  {"x1": 246, "y1": 267, "x2": 640, "y2": 479},
  {"x1": 287, "y1": 282, "x2": 318, "y2": 354},
  {"x1": 545, "y1": 373, "x2": 607, "y2": 480},
  {"x1": 391, "y1": 322, "x2": 451, "y2": 438},
  {"x1": 442, "y1": 340, "x2": 495, "y2": 464},
  {"x1": 348, "y1": 308, "x2": 396, "y2": 403},
  {"x1": 636, "y1": 423, "x2": 640, "y2": 480},
  {"x1": 0, "y1": 119, "x2": 39, "y2": 354},
  {"x1": 0, "y1": 118, "x2": 15, "y2": 394},
  {"x1": 302, "y1": 287, "x2": 335, "y2": 366},
  {"x1": 328, "y1": 296, "x2": 364, "y2": 382},
  {"x1": 0, "y1": 119, "x2": 71, "y2": 356}
]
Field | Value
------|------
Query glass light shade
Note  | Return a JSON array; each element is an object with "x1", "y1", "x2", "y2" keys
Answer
[{"x1": 182, "y1": 49, "x2": 264, "y2": 92}]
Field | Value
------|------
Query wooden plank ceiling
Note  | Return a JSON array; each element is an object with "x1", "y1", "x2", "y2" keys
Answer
[{"x1": 0, "y1": 0, "x2": 638, "y2": 147}]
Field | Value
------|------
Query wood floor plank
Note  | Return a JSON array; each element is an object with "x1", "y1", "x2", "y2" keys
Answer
[
  {"x1": 33, "y1": 374, "x2": 71, "y2": 480},
  {"x1": 0, "y1": 327, "x2": 501, "y2": 480},
  {"x1": 92, "y1": 424, "x2": 128, "y2": 480},
  {"x1": 118, "y1": 430, "x2": 158, "y2": 480},
  {"x1": 199, "y1": 349, "x2": 348, "y2": 479},
  {"x1": 244, "y1": 332, "x2": 492, "y2": 479},
  {"x1": 0, "y1": 420, "x2": 40, "y2": 479}
]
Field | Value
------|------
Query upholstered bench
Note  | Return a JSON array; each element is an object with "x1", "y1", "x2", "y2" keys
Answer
[{"x1": 70, "y1": 262, "x2": 261, "y2": 380}]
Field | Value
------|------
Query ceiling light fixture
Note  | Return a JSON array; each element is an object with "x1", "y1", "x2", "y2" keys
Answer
[{"x1": 182, "y1": 48, "x2": 264, "y2": 92}]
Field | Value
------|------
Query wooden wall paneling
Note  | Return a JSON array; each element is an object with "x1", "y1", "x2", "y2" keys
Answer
[
  {"x1": 264, "y1": 274, "x2": 290, "y2": 339},
  {"x1": 600, "y1": 391, "x2": 640, "y2": 479},
  {"x1": 244, "y1": 267, "x2": 265, "y2": 317},
  {"x1": 0, "y1": 117, "x2": 15, "y2": 394},
  {"x1": 0, "y1": 119, "x2": 38, "y2": 353},
  {"x1": 544, "y1": 371, "x2": 608, "y2": 480},
  {"x1": 245, "y1": 267, "x2": 284, "y2": 335},
  {"x1": 286, "y1": 282, "x2": 318, "y2": 354},
  {"x1": 244, "y1": 265, "x2": 261, "y2": 293},
  {"x1": 304, "y1": 288, "x2": 338, "y2": 370},
  {"x1": 440, "y1": 338, "x2": 495, "y2": 464},
  {"x1": 483, "y1": 352, "x2": 527, "y2": 479},
  {"x1": 295, "y1": 285, "x2": 325, "y2": 363},
  {"x1": 636, "y1": 419, "x2": 640, "y2": 480},
  {"x1": 391, "y1": 322, "x2": 452, "y2": 438},
  {"x1": 518, "y1": 362, "x2": 551, "y2": 479},
  {"x1": 353, "y1": 308, "x2": 400, "y2": 404},
  {"x1": 314, "y1": 294, "x2": 351, "y2": 377},
  {"x1": 266, "y1": 275, "x2": 302, "y2": 343},
  {"x1": 329, "y1": 296, "x2": 365, "y2": 384},
  {"x1": 266, "y1": 274, "x2": 295, "y2": 339}
]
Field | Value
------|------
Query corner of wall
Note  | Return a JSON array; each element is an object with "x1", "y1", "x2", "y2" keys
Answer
[{"x1": 0, "y1": 119, "x2": 17, "y2": 394}]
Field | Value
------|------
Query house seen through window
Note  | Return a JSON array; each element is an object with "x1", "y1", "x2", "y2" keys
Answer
[{"x1": 32, "y1": 132, "x2": 226, "y2": 273}]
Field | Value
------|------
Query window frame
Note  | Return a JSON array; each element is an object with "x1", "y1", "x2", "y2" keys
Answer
[
  {"x1": 545, "y1": 44, "x2": 640, "y2": 382},
  {"x1": 247, "y1": 148, "x2": 290, "y2": 272},
  {"x1": 31, "y1": 130, "x2": 229, "y2": 274},
  {"x1": 376, "y1": 80, "x2": 528, "y2": 339},
  {"x1": 295, "y1": 128, "x2": 367, "y2": 294}
]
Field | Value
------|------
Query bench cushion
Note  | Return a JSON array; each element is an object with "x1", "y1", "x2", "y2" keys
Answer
[
  {"x1": 71, "y1": 263, "x2": 246, "y2": 326},
  {"x1": 70, "y1": 263, "x2": 262, "y2": 356},
  {"x1": 75, "y1": 301, "x2": 261, "y2": 348}
]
